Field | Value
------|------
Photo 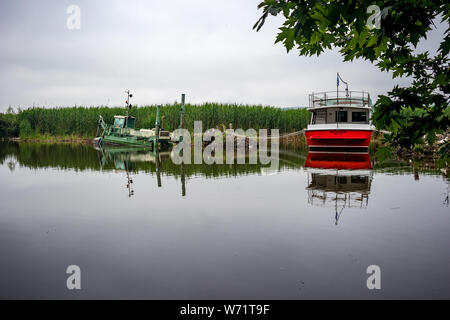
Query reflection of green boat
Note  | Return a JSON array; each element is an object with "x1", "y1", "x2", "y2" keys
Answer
[
  {"x1": 95, "y1": 144, "x2": 182, "y2": 195},
  {"x1": 95, "y1": 144, "x2": 170, "y2": 170},
  {"x1": 93, "y1": 91, "x2": 172, "y2": 150}
]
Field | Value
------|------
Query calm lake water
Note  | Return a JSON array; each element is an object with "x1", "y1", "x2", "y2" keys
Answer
[{"x1": 0, "y1": 141, "x2": 449, "y2": 299}]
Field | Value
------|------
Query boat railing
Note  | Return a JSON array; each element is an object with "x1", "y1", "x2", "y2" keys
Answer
[
  {"x1": 308, "y1": 91, "x2": 372, "y2": 109},
  {"x1": 307, "y1": 190, "x2": 370, "y2": 208}
]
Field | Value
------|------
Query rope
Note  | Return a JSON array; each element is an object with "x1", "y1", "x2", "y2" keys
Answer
[{"x1": 229, "y1": 129, "x2": 305, "y2": 140}]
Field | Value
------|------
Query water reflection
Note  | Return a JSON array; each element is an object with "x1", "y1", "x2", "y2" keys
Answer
[
  {"x1": 305, "y1": 152, "x2": 373, "y2": 225},
  {"x1": 95, "y1": 145, "x2": 186, "y2": 196},
  {"x1": 0, "y1": 141, "x2": 308, "y2": 176},
  {"x1": 1, "y1": 141, "x2": 450, "y2": 299},
  {"x1": 1, "y1": 141, "x2": 447, "y2": 181}
]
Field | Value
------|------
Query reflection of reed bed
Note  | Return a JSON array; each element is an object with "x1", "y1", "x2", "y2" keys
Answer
[{"x1": 0, "y1": 141, "x2": 306, "y2": 177}]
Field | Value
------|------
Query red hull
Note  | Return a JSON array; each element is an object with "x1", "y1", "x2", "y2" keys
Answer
[
  {"x1": 305, "y1": 130, "x2": 373, "y2": 148},
  {"x1": 305, "y1": 152, "x2": 372, "y2": 170}
]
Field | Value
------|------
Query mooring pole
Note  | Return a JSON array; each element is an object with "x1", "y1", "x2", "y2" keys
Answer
[
  {"x1": 179, "y1": 93, "x2": 185, "y2": 142},
  {"x1": 180, "y1": 94, "x2": 186, "y2": 195},
  {"x1": 181, "y1": 162, "x2": 186, "y2": 196},
  {"x1": 155, "y1": 105, "x2": 161, "y2": 146},
  {"x1": 156, "y1": 149, "x2": 162, "y2": 187}
]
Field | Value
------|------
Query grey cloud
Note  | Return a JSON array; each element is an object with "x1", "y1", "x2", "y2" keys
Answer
[{"x1": 0, "y1": 0, "x2": 443, "y2": 111}]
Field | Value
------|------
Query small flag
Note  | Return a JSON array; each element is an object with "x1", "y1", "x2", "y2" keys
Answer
[{"x1": 337, "y1": 73, "x2": 340, "y2": 87}]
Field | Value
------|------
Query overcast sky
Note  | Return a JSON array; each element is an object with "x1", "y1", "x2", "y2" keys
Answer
[{"x1": 0, "y1": 0, "x2": 445, "y2": 111}]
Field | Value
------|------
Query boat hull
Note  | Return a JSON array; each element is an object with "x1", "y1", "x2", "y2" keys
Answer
[
  {"x1": 305, "y1": 129, "x2": 373, "y2": 150},
  {"x1": 99, "y1": 135, "x2": 172, "y2": 150}
]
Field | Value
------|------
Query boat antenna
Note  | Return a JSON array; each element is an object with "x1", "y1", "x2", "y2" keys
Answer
[
  {"x1": 337, "y1": 73, "x2": 349, "y2": 97},
  {"x1": 125, "y1": 162, "x2": 134, "y2": 197},
  {"x1": 124, "y1": 90, "x2": 133, "y2": 117}
]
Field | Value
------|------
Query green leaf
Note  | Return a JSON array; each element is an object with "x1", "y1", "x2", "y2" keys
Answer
[
  {"x1": 358, "y1": 29, "x2": 369, "y2": 47},
  {"x1": 375, "y1": 146, "x2": 393, "y2": 163},
  {"x1": 284, "y1": 28, "x2": 295, "y2": 52},
  {"x1": 366, "y1": 33, "x2": 378, "y2": 47}
]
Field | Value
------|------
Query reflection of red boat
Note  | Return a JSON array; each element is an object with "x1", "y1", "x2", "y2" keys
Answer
[
  {"x1": 305, "y1": 152, "x2": 373, "y2": 225},
  {"x1": 305, "y1": 151, "x2": 373, "y2": 224},
  {"x1": 305, "y1": 75, "x2": 375, "y2": 151},
  {"x1": 305, "y1": 152, "x2": 372, "y2": 170}
]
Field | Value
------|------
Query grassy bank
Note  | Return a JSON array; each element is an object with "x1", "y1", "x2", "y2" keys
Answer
[
  {"x1": 0, "y1": 103, "x2": 311, "y2": 139},
  {"x1": 7, "y1": 134, "x2": 93, "y2": 144}
]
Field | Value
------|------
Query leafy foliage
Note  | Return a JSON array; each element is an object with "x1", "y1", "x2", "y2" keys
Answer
[
  {"x1": 254, "y1": 0, "x2": 449, "y2": 154},
  {"x1": 0, "y1": 113, "x2": 19, "y2": 137}
]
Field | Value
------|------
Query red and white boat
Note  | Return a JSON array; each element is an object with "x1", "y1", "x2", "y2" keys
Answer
[{"x1": 305, "y1": 75, "x2": 375, "y2": 151}]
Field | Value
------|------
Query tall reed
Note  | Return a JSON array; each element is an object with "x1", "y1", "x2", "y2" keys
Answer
[{"x1": 4, "y1": 103, "x2": 310, "y2": 138}]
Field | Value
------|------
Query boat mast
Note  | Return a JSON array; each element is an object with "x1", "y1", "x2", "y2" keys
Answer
[
  {"x1": 336, "y1": 73, "x2": 349, "y2": 130},
  {"x1": 125, "y1": 90, "x2": 133, "y2": 117},
  {"x1": 124, "y1": 90, "x2": 133, "y2": 128},
  {"x1": 337, "y1": 73, "x2": 349, "y2": 97}
]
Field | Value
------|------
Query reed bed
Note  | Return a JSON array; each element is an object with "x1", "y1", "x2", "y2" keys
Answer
[{"x1": 1, "y1": 103, "x2": 310, "y2": 139}]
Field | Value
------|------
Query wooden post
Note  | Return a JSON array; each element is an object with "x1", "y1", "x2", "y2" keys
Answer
[
  {"x1": 155, "y1": 105, "x2": 161, "y2": 149},
  {"x1": 179, "y1": 93, "x2": 187, "y2": 191},
  {"x1": 181, "y1": 162, "x2": 186, "y2": 196},
  {"x1": 156, "y1": 149, "x2": 162, "y2": 187},
  {"x1": 179, "y1": 94, "x2": 185, "y2": 142}
]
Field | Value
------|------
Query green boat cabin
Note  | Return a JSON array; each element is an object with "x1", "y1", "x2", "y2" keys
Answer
[{"x1": 113, "y1": 115, "x2": 135, "y2": 129}]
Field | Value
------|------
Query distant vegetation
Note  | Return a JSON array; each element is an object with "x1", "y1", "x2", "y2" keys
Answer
[
  {"x1": 0, "y1": 108, "x2": 19, "y2": 137},
  {"x1": 0, "y1": 103, "x2": 311, "y2": 138}
]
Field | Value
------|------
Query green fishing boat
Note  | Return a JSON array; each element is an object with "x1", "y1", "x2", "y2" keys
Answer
[{"x1": 93, "y1": 91, "x2": 172, "y2": 151}]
